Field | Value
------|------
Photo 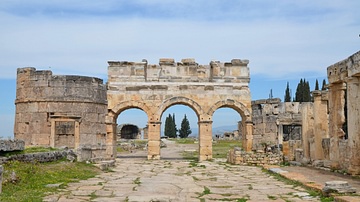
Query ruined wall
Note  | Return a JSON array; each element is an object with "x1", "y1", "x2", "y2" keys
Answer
[
  {"x1": 251, "y1": 98, "x2": 302, "y2": 151},
  {"x1": 327, "y1": 50, "x2": 360, "y2": 174},
  {"x1": 14, "y1": 68, "x2": 107, "y2": 152},
  {"x1": 107, "y1": 58, "x2": 252, "y2": 160}
]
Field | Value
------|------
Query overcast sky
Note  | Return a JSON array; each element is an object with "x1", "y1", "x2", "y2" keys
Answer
[{"x1": 0, "y1": 0, "x2": 359, "y2": 138}]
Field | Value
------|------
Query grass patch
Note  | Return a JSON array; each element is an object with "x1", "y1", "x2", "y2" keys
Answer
[
  {"x1": 263, "y1": 169, "x2": 335, "y2": 201},
  {"x1": 181, "y1": 150, "x2": 198, "y2": 160},
  {"x1": 212, "y1": 140, "x2": 242, "y2": 158},
  {"x1": 0, "y1": 159, "x2": 100, "y2": 202},
  {"x1": 133, "y1": 177, "x2": 141, "y2": 185},
  {"x1": 267, "y1": 195, "x2": 277, "y2": 200},
  {"x1": 174, "y1": 138, "x2": 196, "y2": 144}
]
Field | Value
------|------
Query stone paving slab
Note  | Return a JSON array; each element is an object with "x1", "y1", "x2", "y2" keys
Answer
[{"x1": 44, "y1": 158, "x2": 325, "y2": 202}]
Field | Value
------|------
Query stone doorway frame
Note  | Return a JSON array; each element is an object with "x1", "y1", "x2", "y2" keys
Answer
[{"x1": 50, "y1": 115, "x2": 81, "y2": 149}]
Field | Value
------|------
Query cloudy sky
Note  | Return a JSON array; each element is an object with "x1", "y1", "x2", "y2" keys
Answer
[{"x1": 0, "y1": 0, "x2": 359, "y2": 138}]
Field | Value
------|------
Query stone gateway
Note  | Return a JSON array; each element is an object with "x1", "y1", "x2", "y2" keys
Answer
[{"x1": 14, "y1": 58, "x2": 253, "y2": 161}]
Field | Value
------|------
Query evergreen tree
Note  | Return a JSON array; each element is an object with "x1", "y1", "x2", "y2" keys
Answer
[
  {"x1": 321, "y1": 79, "x2": 327, "y2": 90},
  {"x1": 315, "y1": 79, "x2": 319, "y2": 90},
  {"x1": 295, "y1": 79, "x2": 303, "y2": 102},
  {"x1": 284, "y1": 82, "x2": 291, "y2": 102},
  {"x1": 164, "y1": 113, "x2": 177, "y2": 138},
  {"x1": 171, "y1": 113, "x2": 177, "y2": 138},
  {"x1": 179, "y1": 114, "x2": 192, "y2": 138},
  {"x1": 295, "y1": 78, "x2": 311, "y2": 102},
  {"x1": 164, "y1": 114, "x2": 172, "y2": 137},
  {"x1": 304, "y1": 80, "x2": 311, "y2": 102}
]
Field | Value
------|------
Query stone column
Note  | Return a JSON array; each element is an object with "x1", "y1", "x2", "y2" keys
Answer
[
  {"x1": 105, "y1": 114, "x2": 117, "y2": 159},
  {"x1": 198, "y1": 121, "x2": 213, "y2": 161},
  {"x1": 312, "y1": 90, "x2": 329, "y2": 160},
  {"x1": 301, "y1": 103, "x2": 314, "y2": 161},
  {"x1": 147, "y1": 121, "x2": 161, "y2": 160},
  {"x1": 50, "y1": 119, "x2": 56, "y2": 148},
  {"x1": 242, "y1": 121, "x2": 253, "y2": 152},
  {"x1": 346, "y1": 77, "x2": 360, "y2": 174},
  {"x1": 328, "y1": 83, "x2": 346, "y2": 169},
  {"x1": 74, "y1": 121, "x2": 80, "y2": 149}
]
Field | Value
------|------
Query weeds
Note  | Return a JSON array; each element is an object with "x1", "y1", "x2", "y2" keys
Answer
[{"x1": 0, "y1": 160, "x2": 100, "y2": 201}]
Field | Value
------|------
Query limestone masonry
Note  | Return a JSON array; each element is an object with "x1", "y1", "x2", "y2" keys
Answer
[
  {"x1": 106, "y1": 58, "x2": 253, "y2": 160},
  {"x1": 15, "y1": 67, "x2": 107, "y2": 158},
  {"x1": 12, "y1": 52, "x2": 360, "y2": 174}
]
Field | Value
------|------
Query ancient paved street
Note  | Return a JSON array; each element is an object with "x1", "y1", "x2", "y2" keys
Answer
[{"x1": 44, "y1": 141, "x2": 320, "y2": 201}]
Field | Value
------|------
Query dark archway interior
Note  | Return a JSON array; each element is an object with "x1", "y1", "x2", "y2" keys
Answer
[{"x1": 120, "y1": 124, "x2": 140, "y2": 139}]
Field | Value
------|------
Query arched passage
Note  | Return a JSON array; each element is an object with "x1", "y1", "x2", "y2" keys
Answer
[
  {"x1": 106, "y1": 101, "x2": 151, "y2": 159},
  {"x1": 208, "y1": 99, "x2": 253, "y2": 152}
]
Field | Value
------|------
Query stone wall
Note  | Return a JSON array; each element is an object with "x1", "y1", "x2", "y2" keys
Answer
[
  {"x1": 0, "y1": 140, "x2": 25, "y2": 151},
  {"x1": 251, "y1": 98, "x2": 302, "y2": 151},
  {"x1": 227, "y1": 147, "x2": 282, "y2": 166},
  {"x1": 14, "y1": 68, "x2": 107, "y2": 158},
  {"x1": 326, "y1": 51, "x2": 360, "y2": 175},
  {"x1": 0, "y1": 150, "x2": 74, "y2": 164}
]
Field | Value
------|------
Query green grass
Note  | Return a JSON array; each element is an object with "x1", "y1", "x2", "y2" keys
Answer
[
  {"x1": 0, "y1": 159, "x2": 100, "y2": 202},
  {"x1": 263, "y1": 169, "x2": 335, "y2": 202},
  {"x1": 212, "y1": 140, "x2": 242, "y2": 158},
  {"x1": 174, "y1": 138, "x2": 196, "y2": 144}
]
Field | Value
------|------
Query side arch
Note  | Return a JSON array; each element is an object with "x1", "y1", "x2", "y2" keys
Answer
[
  {"x1": 207, "y1": 99, "x2": 251, "y2": 122},
  {"x1": 110, "y1": 101, "x2": 152, "y2": 121},
  {"x1": 155, "y1": 96, "x2": 204, "y2": 121}
]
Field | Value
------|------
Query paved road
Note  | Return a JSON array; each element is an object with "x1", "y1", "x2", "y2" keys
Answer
[{"x1": 44, "y1": 140, "x2": 323, "y2": 201}]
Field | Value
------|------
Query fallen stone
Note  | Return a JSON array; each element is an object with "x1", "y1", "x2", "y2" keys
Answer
[
  {"x1": 322, "y1": 181, "x2": 356, "y2": 195},
  {"x1": 269, "y1": 168, "x2": 288, "y2": 174},
  {"x1": 45, "y1": 183, "x2": 63, "y2": 188}
]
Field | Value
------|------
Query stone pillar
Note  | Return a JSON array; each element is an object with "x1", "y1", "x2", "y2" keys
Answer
[
  {"x1": 147, "y1": 121, "x2": 161, "y2": 160},
  {"x1": 346, "y1": 77, "x2": 360, "y2": 174},
  {"x1": 198, "y1": 121, "x2": 213, "y2": 161},
  {"x1": 312, "y1": 90, "x2": 329, "y2": 160},
  {"x1": 105, "y1": 114, "x2": 117, "y2": 159},
  {"x1": 328, "y1": 83, "x2": 346, "y2": 169},
  {"x1": 242, "y1": 121, "x2": 253, "y2": 152},
  {"x1": 74, "y1": 121, "x2": 80, "y2": 149},
  {"x1": 301, "y1": 103, "x2": 314, "y2": 161}
]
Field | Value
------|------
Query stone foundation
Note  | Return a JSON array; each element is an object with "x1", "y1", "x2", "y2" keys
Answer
[
  {"x1": 0, "y1": 150, "x2": 75, "y2": 164},
  {"x1": 227, "y1": 147, "x2": 283, "y2": 166},
  {"x1": 0, "y1": 140, "x2": 25, "y2": 152}
]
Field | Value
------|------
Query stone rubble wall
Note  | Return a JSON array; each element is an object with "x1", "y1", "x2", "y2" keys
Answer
[
  {"x1": 0, "y1": 140, "x2": 25, "y2": 151},
  {"x1": 227, "y1": 147, "x2": 283, "y2": 166},
  {"x1": 0, "y1": 150, "x2": 75, "y2": 164},
  {"x1": 251, "y1": 98, "x2": 302, "y2": 151}
]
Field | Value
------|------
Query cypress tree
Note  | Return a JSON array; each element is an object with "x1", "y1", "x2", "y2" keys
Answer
[
  {"x1": 179, "y1": 114, "x2": 192, "y2": 138},
  {"x1": 284, "y1": 82, "x2": 291, "y2": 102},
  {"x1": 315, "y1": 79, "x2": 319, "y2": 90},
  {"x1": 164, "y1": 114, "x2": 172, "y2": 137},
  {"x1": 321, "y1": 79, "x2": 327, "y2": 90},
  {"x1": 295, "y1": 79, "x2": 303, "y2": 102}
]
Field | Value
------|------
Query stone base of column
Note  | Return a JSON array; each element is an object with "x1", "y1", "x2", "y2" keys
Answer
[
  {"x1": 147, "y1": 140, "x2": 161, "y2": 160},
  {"x1": 199, "y1": 145, "x2": 212, "y2": 161}
]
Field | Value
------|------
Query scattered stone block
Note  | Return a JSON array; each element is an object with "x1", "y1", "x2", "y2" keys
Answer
[{"x1": 322, "y1": 181, "x2": 356, "y2": 196}]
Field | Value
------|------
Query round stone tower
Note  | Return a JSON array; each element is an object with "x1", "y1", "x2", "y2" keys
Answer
[{"x1": 14, "y1": 67, "x2": 107, "y2": 152}]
